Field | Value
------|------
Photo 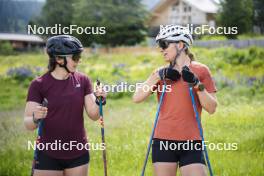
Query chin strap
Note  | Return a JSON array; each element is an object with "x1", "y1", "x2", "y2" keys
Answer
[
  {"x1": 169, "y1": 44, "x2": 187, "y2": 68},
  {"x1": 57, "y1": 56, "x2": 71, "y2": 73}
]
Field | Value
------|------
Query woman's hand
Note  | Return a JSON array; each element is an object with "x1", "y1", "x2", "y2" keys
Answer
[
  {"x1": 84, "y1": 81, "x2": 107, "y2": 121},
  {"x1": 159, "y1": 67, "x2": 181, "y2": 81},
  {"x1": 94, "y1": 82, "x2": 107, "y2": 106},
  {"x1": 24, "y1": 102, "x2": 48, "y2": 131},
  {"x1": 181, "y1": 66, "x2": 199, "y2": 86},
  {"x1": 147, "y1": 69, "x2": 161, "y2": 85},
  {"x1": 33, "y1": 105, "x2": 48, "y2": 121},
  {"x1": 94, "y1": 83, "x2": 107, "y2": 99},
  {"x1": 132, "y1": 68, "x2": 161, "y2": 103}
]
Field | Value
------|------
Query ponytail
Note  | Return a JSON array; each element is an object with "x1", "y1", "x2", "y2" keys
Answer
[
  {"x1": 48, "y1": 56, "x2": 56, "y2": 72},
  {"x1": 185, "y1": 48, "x2": 195, "y2": 61}
]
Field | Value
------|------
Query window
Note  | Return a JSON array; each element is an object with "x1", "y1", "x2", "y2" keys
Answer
[
  {"x1": 183, "y1": 2, "x2": 191, "y2": 12},
  {"x1": 184, "y1": 6, "x2": 191, "y2": 12},
  {"x1": 188, "y1": 16, "x2": 191, "y2": 23},
  {"x1": 170, "y1": 15, "x2": 180, "y2": 24},
  {"x1": 171, "y1": 2, "x2": 179, "y2": 13},
  {"x1": 183, "y1": 2, "x2": 188, "y2": 12}
]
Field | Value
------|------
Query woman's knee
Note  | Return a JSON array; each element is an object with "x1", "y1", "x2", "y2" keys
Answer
[{"x1": 153, "y1": 162, "x2": 177, "y2": 176}]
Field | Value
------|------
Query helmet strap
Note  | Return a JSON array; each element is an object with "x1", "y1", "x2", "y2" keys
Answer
[
  {"x1": 58, "y1": 56, "x2": 71, "y2": 73},
  {"x1": 169, "y1": 43, "x2": 187, "y2": 68}
]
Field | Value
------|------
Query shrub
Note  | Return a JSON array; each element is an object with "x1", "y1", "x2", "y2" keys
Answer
[{"x1": 0, "y1": 41, "x2": 14, "y2": 55}]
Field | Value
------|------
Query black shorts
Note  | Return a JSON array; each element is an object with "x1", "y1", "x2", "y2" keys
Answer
[
  {"x1": 34, "y1": 151, "x2": 90, "y2": 170},
  {"x1": 152, "y1": 139, "x2": 206, "y2": 167}
]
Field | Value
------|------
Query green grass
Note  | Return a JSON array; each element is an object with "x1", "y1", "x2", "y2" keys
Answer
[
  {"x1": 0, "y1": 47, "x2": 264, "y2": 111},
  {"x1": 0, "y1": 78, "x2": 30, "y2": 110},
  {"x1": 0, "y1": 93, "x2": 264, "y2": 175},
  {"x1": 1, "y1": 46, "x2": 264, "y2": 81}
]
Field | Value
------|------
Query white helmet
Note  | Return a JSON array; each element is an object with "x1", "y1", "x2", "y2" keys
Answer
[{"x1": 156, "y1": 25, "x2": 193, "y2": 46}]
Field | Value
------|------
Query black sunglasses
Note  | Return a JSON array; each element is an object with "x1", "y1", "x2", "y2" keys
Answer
[
  {"x1": 72, "y1": 53, "x2": 81, "y2": 62},
  {"x1": 158, "y1": 40, "x2": 179, "y2": 50},
  {"x1": 158, "y1": 40, "x2": 169, "y2": 49}
]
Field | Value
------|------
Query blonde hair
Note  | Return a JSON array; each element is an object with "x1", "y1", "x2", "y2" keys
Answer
[{"x1": 185, "y1": 48, "x2": 195, "y2": 61}]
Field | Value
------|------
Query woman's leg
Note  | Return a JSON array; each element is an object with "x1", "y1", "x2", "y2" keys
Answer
[
  {"x1": 33, "y1": 170, "x2": 63, "y2": 176},
  {"x1": 180, "y1": 163, "x2": 207, "y2": 176},
  {"x1": 179, "y1": 143, "x2": 207, "y2": 176},
  {"x1": 152, "y1": 139, "x2": 179, "y2": 176},
  {"x1": 33, "y1": 151, "x2": 64, "y2": 176},
  {"x1": 63, "y1": 151, "x2": 89, "y2": 176},
  {"x1": 153, "y1": 162, "x2": 177, "y2": 176},
  {"x1": 64, "y1": 164, "x2": 88, "y2": 176}
]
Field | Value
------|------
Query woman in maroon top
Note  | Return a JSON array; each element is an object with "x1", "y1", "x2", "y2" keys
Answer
[{"x1": 24, "y1": 35, "x2": 106, "y2": 176}]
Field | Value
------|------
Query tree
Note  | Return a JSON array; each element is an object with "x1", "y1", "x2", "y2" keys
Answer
[
  {"x1": 253, "y1": 0, "x2": 264, "y2": 33},
  {"x1": 0, "y1": 0, "x2": 44, "y2": 33},
  {"x1": 218, "y1": 0, "x2": 254, "y2": 39},
  {"x1": 73, "y1": 0, "x2": 148, "y2": 46},
  {"x1": 35, "y1": 0, "x2": 74, "y2": 30}
]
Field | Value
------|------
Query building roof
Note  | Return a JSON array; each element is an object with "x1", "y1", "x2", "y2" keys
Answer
[
  {"x1": 142, "y1": 0, "x2": 160, "y2": 10},
  {"x1": 0, "y1": 33, "x2": 44, "y2": 43},
  {"x1": 183, "y1": 0, "x2": 218, "y2": 13},
  {"x1": 151, "y1": 0, "x2": 219, "y2": 13}
]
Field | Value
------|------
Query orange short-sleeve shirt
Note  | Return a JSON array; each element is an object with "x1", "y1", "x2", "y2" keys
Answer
[{"x1": 154, "y1": 61, "x2": 217, "y2": 140}]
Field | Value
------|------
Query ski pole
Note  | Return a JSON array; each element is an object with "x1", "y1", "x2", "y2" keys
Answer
[
  {"x1": 97, "y1": 80, "x2": 108, "y2": 176},
  {"x1": 31, "y1": 98, "x2": 48, "y2": 176},
  {"x1": 141, "y1": 81, "x2": 166, "y2": 176},
  {"x1": 188, "y1": 86, "x2": 213, "y2": 176}
]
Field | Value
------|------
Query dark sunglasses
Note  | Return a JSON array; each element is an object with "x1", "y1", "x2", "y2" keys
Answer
[
  {"x1": 72, "y1": 53, "x2": 81, "y2": 62},
  {"x1": 158, "y1": 40, "x2": 171, "y2": 49},
  {"x1": 158, "y1": 40, "x2": 179, "y2": 50}
]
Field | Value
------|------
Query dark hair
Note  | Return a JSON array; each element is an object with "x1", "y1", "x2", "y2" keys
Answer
[
  {"x1": 47, "y1": 53, "x2": 81, "y2": 72},
  {"x1": 48, "y1": 56, "x2": 57, "y2": 72},
  {"x1": 48, "y1": 55, "x2": 65, "y2": 72},
  {"x1": 185, "y1": 48, "x2": 195, "y2": 61}
]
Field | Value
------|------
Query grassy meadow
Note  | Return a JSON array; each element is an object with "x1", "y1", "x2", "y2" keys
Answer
[{"x1": 0, "y1": 47, "x2": 264, "y2": 176}]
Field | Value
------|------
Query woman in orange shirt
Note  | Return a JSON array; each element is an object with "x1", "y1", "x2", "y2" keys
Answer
[{"x1": 133, "y1": 25, "x2": 217, "y2": 176}]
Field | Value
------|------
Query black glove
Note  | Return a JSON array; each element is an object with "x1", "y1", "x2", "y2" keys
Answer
[
  {"x1": 181, "y1": 66, "x2": 199, "y2": 86},
  {"x1": 159, "y1": 68, "x2": 181, "y2": 81}
]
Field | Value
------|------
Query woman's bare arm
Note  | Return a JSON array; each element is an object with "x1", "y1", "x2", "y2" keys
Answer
[
  {"x1": 24, "y1": 101, "x2": 47, "y2": 131},
  {"x1": 84, "y1": 93, "x2": 100, "y2": 121},
  {"x1": 196, "y1": 90, "x2": 217, "y2": 114},
  {"x1": 133, "y1": 70, "x2": 160, "y2": 103}
]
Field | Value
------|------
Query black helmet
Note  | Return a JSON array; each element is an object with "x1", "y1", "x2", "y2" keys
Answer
[{"x1": 46, "y1": 35, "x2": 83, "y2": 56}]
